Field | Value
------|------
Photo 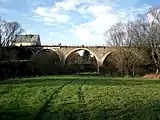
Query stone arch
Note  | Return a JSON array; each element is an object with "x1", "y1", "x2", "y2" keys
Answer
[
  {"x1": 64, "y1": 48, "x2": 100, "y2": 73},
  {"x1": 64, "y1": 48, "x2": 100, "y2": 65},
  {"x1": 101, "y1": 49, "x2": 142, "y2": 75},
  {"x1": 101, "y1": 48, "x2": 143, "y2": 66},
  {"x1": 101, "y1": 50, "x2": 116, "y2": 66},
  {"x1": 36, "y1": 48, "x2": 61, "y2": 61}
]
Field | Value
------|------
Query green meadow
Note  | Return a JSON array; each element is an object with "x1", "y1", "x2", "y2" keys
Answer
[{"x1": 0, "y1": 76, "x2": 160, "y2": 120}]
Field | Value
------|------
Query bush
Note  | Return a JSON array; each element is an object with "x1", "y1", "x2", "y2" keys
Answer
[{"x1": 0, "y1": 61, "x2": 34, "y2": 80}]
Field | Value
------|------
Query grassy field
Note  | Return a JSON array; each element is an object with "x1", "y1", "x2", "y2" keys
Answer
[{"x1": 0, "y1": 76, "x2": 160, "y2": 120}]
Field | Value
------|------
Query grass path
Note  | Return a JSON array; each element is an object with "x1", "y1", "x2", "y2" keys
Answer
[
  {"x1": 34, "y1": 81, "x2": 72, "y2": 120},
  {"x1": 76, "y1": 80, "x2": 89, "y2": 120}
]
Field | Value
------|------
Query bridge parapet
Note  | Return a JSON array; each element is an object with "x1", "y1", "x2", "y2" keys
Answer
[{"x1": 21, "y1": 45, "x2": 118, "y2": 66}]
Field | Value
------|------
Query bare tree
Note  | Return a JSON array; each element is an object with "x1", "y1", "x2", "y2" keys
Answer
[
  {"x1": 104, "y1": 21, "x2": 147, "y2": 76},
  {"x1": 0, "y1": 18, "x2": 24, "y2": 46},
  {"x1": 0, "y1": 18, "x2": 24, "y2": 61},
  {"x1": 134, "y1": 7, "x2": 160, "y2": 74},
  {"x1": 104, "y1": 22, "x2": 129, "y2": 75},
  {"x1": 104, "y1": 6, "x2": 160, "y2": 75}
]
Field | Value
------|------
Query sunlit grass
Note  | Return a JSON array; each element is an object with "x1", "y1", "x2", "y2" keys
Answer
[{"x1": 0, "y1": 76, "x2": 160, "y2": 120}]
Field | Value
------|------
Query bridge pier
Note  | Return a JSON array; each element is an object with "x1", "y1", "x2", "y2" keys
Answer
[{"x1": 97, "y1": 61, "x2": 102, "y2": 74}]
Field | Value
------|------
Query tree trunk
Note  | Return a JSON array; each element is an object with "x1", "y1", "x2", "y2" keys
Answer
[
  {"x1": 132, "y1": 64, "x2": 135, "y2": 77},
  {"x1": 152, "y1": 50, "x2": 159, "y2": 75},
  {"x1": 156, "y1": 68, "x2": 159, "y2": 75},
  {"x1": 125, "y1": 60, "x2": 129, "y2": 76}
]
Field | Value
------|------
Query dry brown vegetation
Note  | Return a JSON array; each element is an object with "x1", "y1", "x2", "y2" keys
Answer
[{"x1": 143, "y1": 73, "x2": 160, "y2": 79}]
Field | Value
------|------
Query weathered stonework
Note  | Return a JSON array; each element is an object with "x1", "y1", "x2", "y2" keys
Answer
[{"x1": 23, "y1": 45, "x2": 120, "y2": 73}]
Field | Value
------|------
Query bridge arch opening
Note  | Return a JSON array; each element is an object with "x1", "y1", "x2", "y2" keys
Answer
[
  {"x1": 36, "y1": 49, "x2": 61, "y2": 61},
  {"x1": 65, "y1": 48, "x2": 99, "y2": 74},
  {"x1": 24, "y1": 48, "x2": 34, "y2": 59},
  {"x1": 101, "y1": 49, "x2": 145, "y2": 76},
  {"x1": 101, "y1": 51, "x2": 118, "y2": 76},
  {"x1": 8, "y1": 46, "x2": 34, "y2": 60},
  {"x1": 30, "y1": 49, "x2": 61, "y2": 75}
]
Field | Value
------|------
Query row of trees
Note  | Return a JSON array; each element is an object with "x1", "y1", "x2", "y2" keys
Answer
[{"x1": 103, "y1": 6, "x2": 160, "y2": 75}]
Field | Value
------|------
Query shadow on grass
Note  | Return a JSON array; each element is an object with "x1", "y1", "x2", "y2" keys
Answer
[
  {"x1": 0, "y1": 100, "x2": 159, "y2": 120},
  {"x1": 105, "y1": 100, "x2": 160, "y2": 120},
  {"x1": 0, "y1": 109, "x2": 36, "y2": 120},
  {"x1": 0, "y1": 76, "x2": 160, "y2": 86}
]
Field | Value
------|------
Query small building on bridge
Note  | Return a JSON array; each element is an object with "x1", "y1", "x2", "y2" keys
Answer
[{"x1": 12, "y1": 34, "x2": 41, "y2": 46}]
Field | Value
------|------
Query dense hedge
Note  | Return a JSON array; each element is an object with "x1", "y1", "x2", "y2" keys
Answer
[
  {"x1": 0, "y1": 62, "x2": 33, "y2": 80},
  {"x1": 0, "y1": 61, "x2": 98, "y2": 80}
]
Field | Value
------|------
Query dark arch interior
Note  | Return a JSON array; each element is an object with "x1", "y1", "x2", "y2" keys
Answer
[
  {"x1": 5, "y1": 47, "x2": 34, "y2": 60},
  {"x1": 102, "y1": 50, "x2": 146, "y2": 76},
  {"x1": 36, "y1": 49, "x2": 60, "y2": 62},
  {"x1": 30, "y1": 49, "x2": 61, "y2": 75},
  {"x1": 65, "y1": 50, "x2": 97, "y2": 73},
  {"x1": 21, "y1": 48, "x2": 34, "y2": 60},
  {"x1": 102, "y1": 52, "x2": 118, "y2": 75}
]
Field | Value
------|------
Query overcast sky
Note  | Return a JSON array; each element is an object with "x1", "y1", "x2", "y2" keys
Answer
[{"x1": 0, "y1": 0, "x2": 159, "y2": 45}]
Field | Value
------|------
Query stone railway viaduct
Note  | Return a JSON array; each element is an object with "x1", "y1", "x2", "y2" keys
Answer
[{"x1": 21, "y1": 45, "x2": 138, "y2": 73}]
